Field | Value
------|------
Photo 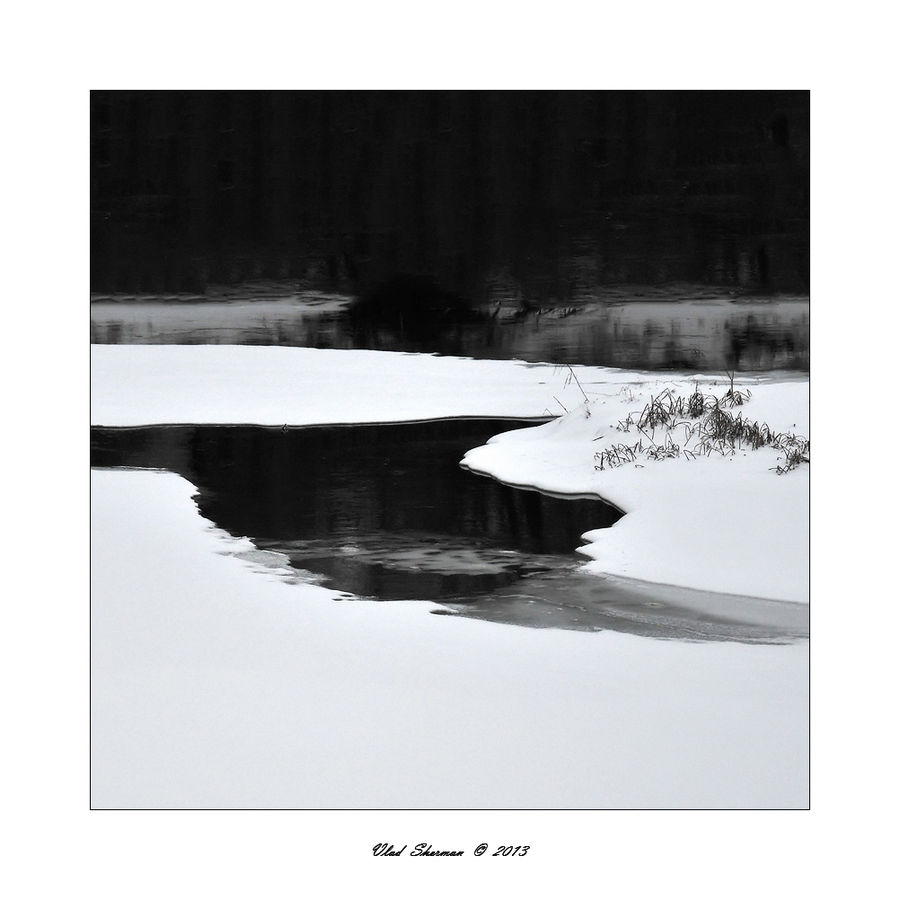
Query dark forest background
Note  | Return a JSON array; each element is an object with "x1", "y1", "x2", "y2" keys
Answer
[{"x1": 90, "y1": 91, "x2": 809, "y2": 300}]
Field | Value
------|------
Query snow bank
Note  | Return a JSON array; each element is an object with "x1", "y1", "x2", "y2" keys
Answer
[
  {"x1": 91, "y1": 468, "x2": 808, "y2": 808},
  {"x1": 463, "y1": 380, "x2": 809, "y2": 603},
  {"x1": 91, "y1": 344, "x2": 719, "y2": 426}
]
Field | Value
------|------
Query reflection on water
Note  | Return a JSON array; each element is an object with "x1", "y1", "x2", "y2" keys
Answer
[
  {"x1": 90, "y1": 285, "x2": 809, "y2": 372},
  {"x1": 91, "y1": 420, "x2": 807, "y2": 643},
  {"x1": 90, "y1": 420, "x2": 621, "y2": 600},
  {"x1": 435, "y1": 570, "x2": 809, "y2": 644}
]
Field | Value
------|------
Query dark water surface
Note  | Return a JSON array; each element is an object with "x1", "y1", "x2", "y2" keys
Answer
[
  {"x1": 91, "y1": 419, "x2": 808, "y2": 643},
  {"x1": 91, "y1": 92, "x2": 809, "y2": 297},
  {"x1": 90, "y1": 287, "x2": 809, "y2": 372}
]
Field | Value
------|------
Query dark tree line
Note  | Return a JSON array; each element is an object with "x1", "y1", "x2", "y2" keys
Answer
[{"x1": 90, "y1": 90, "x2": 809, "y2": 297}]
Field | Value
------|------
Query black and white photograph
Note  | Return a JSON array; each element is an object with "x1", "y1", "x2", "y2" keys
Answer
[
  {"x1": 14, "y1": 2, "x2": 900, "y2": 895},
  {"x1": 89, "y1": 89, "x2": 810, "y2": 810}
]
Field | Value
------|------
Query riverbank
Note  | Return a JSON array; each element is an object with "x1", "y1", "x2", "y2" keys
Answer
[{"x1": 463, "y1": 380, "x2": 809, "y2": 603}]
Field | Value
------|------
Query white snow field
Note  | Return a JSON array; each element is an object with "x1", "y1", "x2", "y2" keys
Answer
[
  {"x1": 91, "y1": 344, "x2": 655, "y2": 426},
  {"x1": 90, "y1": 344, "x2": 809, "y2": 807},
  {"x1": 91, "y1": 468, "x2": 808, "y2": 808}
]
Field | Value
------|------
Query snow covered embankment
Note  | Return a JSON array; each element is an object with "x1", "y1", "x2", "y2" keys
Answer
[
  {"x1": 90, "y1": 345, "x2": 649, "y2": 426},
  {"x1": 462, "y1": 379, "x2": 809, "y2": 604}
]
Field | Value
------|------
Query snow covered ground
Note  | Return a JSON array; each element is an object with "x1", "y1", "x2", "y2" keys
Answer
[
  {"x1": 463, "y1": 380, "x2": 809, "y2": 603},
  {"x1": 91, "y1": 344, "x2": 808, "y2": 807},
  {"x1": 91, "y1": 344, "x2": 664, "y2": 425},
  {"x1": 91, "y1": 468, "x2": 808, "y2": 808}
]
